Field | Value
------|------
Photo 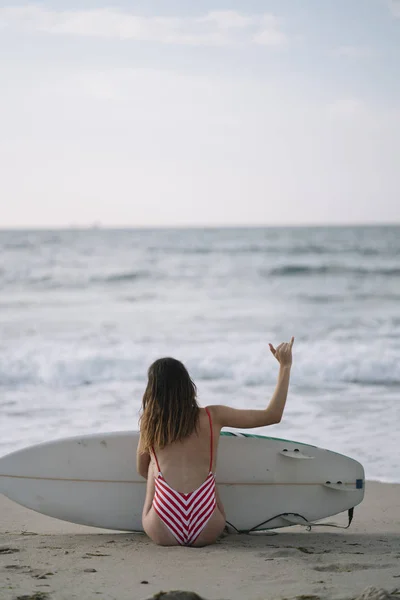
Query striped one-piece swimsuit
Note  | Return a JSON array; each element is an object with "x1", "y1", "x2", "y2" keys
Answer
[{"x1": 152, "y1": 408, "x2": 217, "y2": 546}]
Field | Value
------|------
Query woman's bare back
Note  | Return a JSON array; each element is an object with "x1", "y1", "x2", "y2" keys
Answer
[{"x1": 149, "y1": 408, "x2": 217, "y2": 491}]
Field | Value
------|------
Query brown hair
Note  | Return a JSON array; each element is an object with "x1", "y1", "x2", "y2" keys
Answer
[{"x1": 139, "y1": 357, "x2": 199, "y2": 452}]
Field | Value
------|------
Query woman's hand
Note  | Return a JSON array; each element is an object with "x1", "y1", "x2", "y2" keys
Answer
[{"x1": 269, "y1": 337, "x2": 294, "y2": 367}]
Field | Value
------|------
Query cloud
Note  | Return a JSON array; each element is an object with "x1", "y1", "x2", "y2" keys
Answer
[
  {"x1": 334, "y1": 45, "x2": 373, "y2": 58},
  {"x1": 1, "y1": 64, "x2": 399, "y2": 226},
  {"x1": 0, "y1": 5, "x2": 288, "y2": 47},
  {"x1": 253, "y1": 16, "x2": 288, "y2": 46},
  {"x1": 327, "y1": 97, "x2": 370, "y2": 118},
  {"x1": 388, "y1": 0, "x2": 400, "y2": 17}
]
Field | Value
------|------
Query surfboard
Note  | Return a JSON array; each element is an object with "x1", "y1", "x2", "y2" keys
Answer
[{"x1": 0, "y1": 431, "x2": 365, "y2": 532}]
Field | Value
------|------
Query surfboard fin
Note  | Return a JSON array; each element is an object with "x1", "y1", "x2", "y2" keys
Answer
[
  {"x1": 323, "y1": 479, "x2": 364, "y2": 491},
  {"x1": 279, "y1": 449, "x2": 314, "y2": 459}
]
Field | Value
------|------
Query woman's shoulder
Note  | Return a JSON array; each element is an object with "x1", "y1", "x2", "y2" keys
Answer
[{"x1": 203, "y1": 405, "x2": 224, "y2": 426}]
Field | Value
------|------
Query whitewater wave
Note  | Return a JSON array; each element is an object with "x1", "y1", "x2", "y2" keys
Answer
[
  {"x1": 90, "y1": 271, "x2": 151, "y2": 284},
  {"x1": 2, "y1": 263, "x2": 399, "y2": 291},
  {"x1": 0, "y1": 270, "x2": 154, "y2": 289},
  {"x1": 268, "y1": 265, "x2": 400, "y2": 277},
  {"x1": 1, "y1": 339, "x2": 399, "y2": 389}
]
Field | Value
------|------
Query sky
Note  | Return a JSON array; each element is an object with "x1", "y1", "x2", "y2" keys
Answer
[{"x1": 0, "y1": 0, "x2": 399, "y2": 227}]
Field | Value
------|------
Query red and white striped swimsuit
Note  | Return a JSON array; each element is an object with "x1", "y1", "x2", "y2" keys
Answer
[{"x1": 152, "y1": 408, "x2": 217, "y2": 546}]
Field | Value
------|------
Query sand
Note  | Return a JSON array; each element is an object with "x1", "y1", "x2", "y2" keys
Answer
[{"x1": 0, "y1": 481, "x2": 399, "y2": 600}]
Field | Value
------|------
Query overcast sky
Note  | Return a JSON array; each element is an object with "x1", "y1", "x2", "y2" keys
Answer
[{"x1": 0, "y1": 1, "x2": 399, "y2": 227}]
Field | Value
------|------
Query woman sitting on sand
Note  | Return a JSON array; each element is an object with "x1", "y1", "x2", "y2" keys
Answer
[{"x1": 136, "y1": 337, "x2": 294, "y2": 547}]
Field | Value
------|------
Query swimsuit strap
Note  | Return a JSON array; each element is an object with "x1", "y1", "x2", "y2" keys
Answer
[
  {"x1": 151, "y1": 446, "x2": 161, "y2": 474},
  {"x1": 205, "y1": 407, "x2": 213, "y2": 472}
]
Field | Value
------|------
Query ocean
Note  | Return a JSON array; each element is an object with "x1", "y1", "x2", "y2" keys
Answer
[{"x1": 0, "y1": 226, "x2": 399, "y2": 482}]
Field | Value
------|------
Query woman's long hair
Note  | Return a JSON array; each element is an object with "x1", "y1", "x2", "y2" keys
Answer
[{"x1": 139, "y1": 357, "x2": 199, "y2": 452}]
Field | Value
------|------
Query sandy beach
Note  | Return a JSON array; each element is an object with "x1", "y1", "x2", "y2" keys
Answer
[{"x1": 0, "y1": 481, "x2": 399, "y2": 600}]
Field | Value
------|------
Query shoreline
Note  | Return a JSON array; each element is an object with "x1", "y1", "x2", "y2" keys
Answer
[{"x1": 1, "y1": 481, "x2": 399, "y2": 600}]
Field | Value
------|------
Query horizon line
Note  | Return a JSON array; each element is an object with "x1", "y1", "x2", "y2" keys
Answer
[{"x1": 0, "y1": 221, "x2": 399, "y2": 231}]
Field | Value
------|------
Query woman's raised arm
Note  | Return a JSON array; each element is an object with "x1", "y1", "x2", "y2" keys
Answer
[{"x1": 211, "y1": 337, "x2": 294, "y2": 430}]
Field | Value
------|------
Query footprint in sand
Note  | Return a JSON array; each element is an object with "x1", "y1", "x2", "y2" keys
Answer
[
  {"x1": 2, "y1": 565, "x2": 55, "y2": 578},
  {"x1": 14, "y1": 593, "x2": 50, "y2": 600},
  {"x1": 4, "y1": 564, "x2": 30, "y2": 571},
  {"x1": 0, "y1": 547, "x2": 20, "y2": 555},
  {"x1": 269, "y1": 549, "x2": 300, "y2": 558},
  {"x1": 314, "y1": 563, "x2": 393, "y2": 573}
]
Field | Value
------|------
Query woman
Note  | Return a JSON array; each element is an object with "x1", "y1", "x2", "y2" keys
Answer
[{"x1": 137, "y1": 337, "x2": 294, "y2": 547}]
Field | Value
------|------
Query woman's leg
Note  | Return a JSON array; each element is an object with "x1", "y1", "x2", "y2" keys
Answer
[
  {"x1": 215, "y1": 485, "x2": 226, "y2": 520},
  {"x1": 142, "y1": 477, "x2": 180, "y2": 546},
  {"x1": 191, "y1": 506, "x2": 226, "y2": 547},
  {"x1": 191, "y1": 487, "x2": 226, "y2": 547}
]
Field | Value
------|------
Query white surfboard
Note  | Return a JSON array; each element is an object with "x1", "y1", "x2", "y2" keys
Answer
[{"x1": 0, "y1": 432, "x2": 365, "y2": 532}]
